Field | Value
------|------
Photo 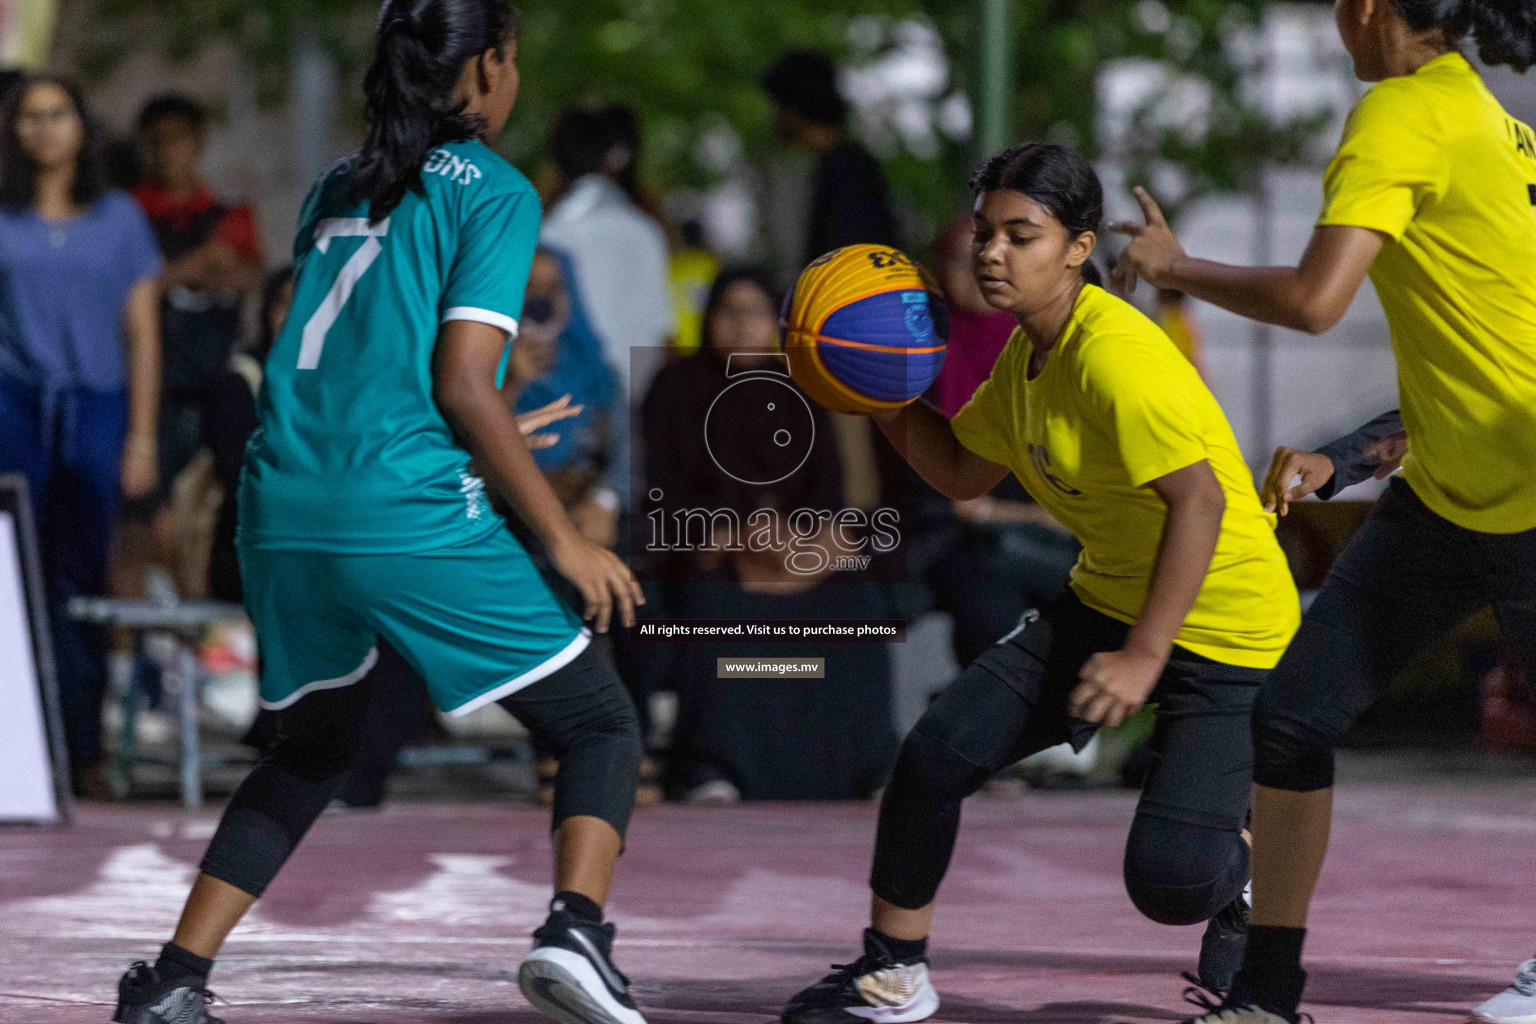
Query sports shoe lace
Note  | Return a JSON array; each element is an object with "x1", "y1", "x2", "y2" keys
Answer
[
  {"x1": 826, "y1": 952, "x2": 887, "y2": 989},
  {"x1": 1179, "y1": 973, "x2": 1313, "y2": 1024},
  {"x1": 1181, "y1": 971, "x2": 1226, "y2": 1014}
]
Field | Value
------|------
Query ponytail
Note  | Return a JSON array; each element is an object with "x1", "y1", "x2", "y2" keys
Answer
[
  {"x1": 1390, "y1": 0, "x2": 1536, "y2": 72},
  {"x1": 352, "y1": 0, "x2": 519, "y2": 223},
  {"x1": 1470, "y1": 0, "x2": 1536, "y2": 73}
]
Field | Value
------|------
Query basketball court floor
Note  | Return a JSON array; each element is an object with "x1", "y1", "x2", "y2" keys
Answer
[{"x1": 3, "y1": 762, "x2": 1531, "y2": 1023}]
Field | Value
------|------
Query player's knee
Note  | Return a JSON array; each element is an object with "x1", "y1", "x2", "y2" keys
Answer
[
  {"x1": 1252, "y1": 687, "x2": 1337, "y2": 792},
  {"x1": 1123, "y1": 817, "x2": 1248, "y2": 926},
  {"x1": 268, "y1": 729, "x2": 358, "y2": 782},
  {"x1": 889, "y1": 721, "x2": 987, "y2": 809}
]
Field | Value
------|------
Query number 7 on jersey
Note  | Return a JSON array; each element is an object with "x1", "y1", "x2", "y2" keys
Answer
[{"x1": 297, "y1": 217, "x2": 392, "y2": 370}]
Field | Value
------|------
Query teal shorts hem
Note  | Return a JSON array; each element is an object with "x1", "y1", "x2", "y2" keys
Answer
[
  {"x1": 258, "y1": 647, "x2": 379, "y2": 712},
  {"x1": 442, "y1": 628, "x2": 592, "y2": 718}
]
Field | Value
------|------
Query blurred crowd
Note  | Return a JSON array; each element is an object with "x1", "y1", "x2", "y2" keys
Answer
[{"x1": 3, "y1": 53, "x2": 1524, "y2": 806}]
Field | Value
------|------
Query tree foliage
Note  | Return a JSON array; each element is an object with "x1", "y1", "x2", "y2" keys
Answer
[{"x1": 64, "y1": 0, "x2": 1333, "y2": 234}]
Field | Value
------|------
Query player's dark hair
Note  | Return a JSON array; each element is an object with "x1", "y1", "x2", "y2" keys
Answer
[
  {"x1": 0, "y1": 75, "x2": 105, "y2": 211},
  {"x1": 137, "y1": 93, "x2": 207, "y2": 134},
  {"x1": 763, "y1": 50, "x2": 849, "y2": 128},
  {"x1": 353, "y1": 0, "x2": 520, "y2": 223},
  {"x1": 1391, "y1": 0, "x2": 1536, "y2": 72},
  {"x1": 970, "y1": 141, "x2": 1104, "y2": 289}
]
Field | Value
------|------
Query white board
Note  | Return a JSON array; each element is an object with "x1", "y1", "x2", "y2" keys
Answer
[{"x1": 0, "y1": 510, "x2": 60, "y2": 824}]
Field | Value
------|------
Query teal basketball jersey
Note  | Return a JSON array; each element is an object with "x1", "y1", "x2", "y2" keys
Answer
[{"x1": 240, "y1": 139, "x2": 541, "y2": 553}]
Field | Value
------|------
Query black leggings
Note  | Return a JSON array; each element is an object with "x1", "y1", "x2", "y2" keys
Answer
[
  {"x1": 201, "y1": 644, "x2": 641, "y2": 897},
  {"x1": 1255, "y1": 477, "x2": 1536, "y2": 793},
  {"x1": 872, "y1": 591, "x2": 1263, "y2": 927}
]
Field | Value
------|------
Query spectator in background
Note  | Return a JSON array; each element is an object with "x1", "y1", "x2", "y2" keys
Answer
[
  {"x1": 640, "y1": 268, "x2": 899, "y2": 802},
  {"x1": 669, "y1": 220, "x2": 719, "y2": 355},
  {"x1": 542, "y1": 104, "x2": 675, "y2": 406},
  {"x1": 1155, "y1": 289, "x2": 1212, "y2": 382},
  {"x1": 0, "y1": 75, "x2": 162, "y2": 794},
  {"x1": 511, "y1": 248, "x2": 624, "y2": 541},
  {"x1": 763, "y1": 49, "x2": 901, "y2": 263},
  {"x1": 125, "y1": 94, "x2": 263, "y2": 604},
  {"x1": 641, "y1": 266, "x2": 843, "y2": 570},
  {"x1": 764, "y1": 50, "x2": 904, "y2": 525}
]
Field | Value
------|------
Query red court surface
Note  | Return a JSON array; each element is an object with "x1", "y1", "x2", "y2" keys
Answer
[{"x1": 2, "y1": 771, "x2": 1532, "y2": 1023}]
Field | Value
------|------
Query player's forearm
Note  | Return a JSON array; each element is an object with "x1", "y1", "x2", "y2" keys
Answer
[
  {"x1": 1127, "y1": 481, "x2": 1224, "y2": 661},
  {"x1": 124, "y1": 279, "x2": 162, "y2": 441},
  {"x1": 873, "y1": 400, "x2": 1001, "y2": 500},
  {"x1": 1160, "y1": 258, "x2": 1328, "y2": 334},
  {"x1": 441, "y1": 382, "x2": 580, "y2": 547}
]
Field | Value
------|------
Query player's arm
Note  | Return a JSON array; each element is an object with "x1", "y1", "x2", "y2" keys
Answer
[
  {"x1": 1109, "y1": 188, "x2": 1383, "y2": 335},
  {"x1": 1260, "y1": 409, "x2": 1406, "y2": 514},
  {"x1": 872, "y1": 399, "x2": 1010, "y2": 501},
  {"x1": 1070, "y1": 459, "x2": 1225, "y2": 727},
  {"x1": 433, "y1": 320, "x2": 642, "y2": 632}
]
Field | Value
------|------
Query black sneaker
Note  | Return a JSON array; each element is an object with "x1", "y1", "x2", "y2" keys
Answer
[
  {"x1": 111, "y1": 962, "x2": 223, "y2": 1024},
  {"x1": 517, "y1": 903, "x2": 646, "y2": 1024},
  {"x1": 1196, "y1": 884, "x2": 1250, "y2": 993},
  {"x1": 1180, "y1": 972, "x2": 1310, "y2": 1024},
  {"x1": 782, "y1": 929, "x2": 939, "y2": 1023}
]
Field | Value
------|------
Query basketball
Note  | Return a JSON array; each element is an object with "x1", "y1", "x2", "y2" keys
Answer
[{"x1": 780, "y1": 244, "x2": 949, "y2": 415}]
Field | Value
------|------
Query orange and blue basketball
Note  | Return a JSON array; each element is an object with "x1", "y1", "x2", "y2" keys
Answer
[{"x1": 781, "y1": 245, "x2": 948, "y2": 415}]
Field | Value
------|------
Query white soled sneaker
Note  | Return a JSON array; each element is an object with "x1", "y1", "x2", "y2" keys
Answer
[
  {"x1": 782, "y1": 929, "x2": 939, "y2": 1023},
  {"x1": 518, "y1": 901, "x2": 646, "y2": 1024},
  {"x1": 1474, "y1": 959, "x2": 1536, "y2": 1024}
]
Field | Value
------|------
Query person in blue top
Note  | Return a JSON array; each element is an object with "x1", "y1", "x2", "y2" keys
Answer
[
  {"x1": 108, "y1": 5, "x2": 650, "y2": 1024},
  {"x1": 0, "y1": 74, "x2": 163, "y2": 795}
]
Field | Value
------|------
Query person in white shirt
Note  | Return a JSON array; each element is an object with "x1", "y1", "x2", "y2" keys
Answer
[{"x1": 540, "y1": 105, "x2": 675, "y2": 409}]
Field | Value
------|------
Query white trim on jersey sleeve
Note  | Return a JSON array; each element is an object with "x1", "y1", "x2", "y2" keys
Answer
[{"x1": 443, "y1": 306, "x2": 520, "y2": 338}]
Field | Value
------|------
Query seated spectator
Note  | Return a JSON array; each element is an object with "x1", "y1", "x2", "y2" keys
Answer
[
  {"x1": 639, "y1": 266, "x2": 843, "y2": 574},
  {"x1": 639, "y1": 267, "x2": 896, "y2": 801},
  {"x1": 663, "y1": 538, "x2": 900, "y2": 802},
  {"x1": 509, "y1": 247, "x2": 624, "y2": 544},
  {"x1": 123, "y1": 93, "x2": 263, "y2": 604},
  {"x1": 0, "y1": 75, "x2": 162, "y2": 794}
]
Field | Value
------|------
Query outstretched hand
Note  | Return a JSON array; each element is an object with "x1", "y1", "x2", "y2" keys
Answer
[
  {"x1": 1108, "y1": 187, "x2": 1186, "y2": 295},
  {"x1": 515, "y1": 394, "x2": 584, "y2": 450},
  {"x1": 1260, "y1": 447, "x2": 1335, "y2": 515}
]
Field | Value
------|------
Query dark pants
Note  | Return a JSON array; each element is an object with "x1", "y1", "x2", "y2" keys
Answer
[
  {"x1": 1254, "y1": 477, "x2": 1536, "y2": 792},
  {"x1": 200, "y1": 643, "x2": 642, "y2": 898},
  {"x1": 122, "y1": 372, "x2": 259, "y2": 602},
  {"x1": 872, "y1": 591, "x2": 1262, "y2": 926},
  {"x1": 0, "y1": 377, "x2": 127, "y2": 768}
]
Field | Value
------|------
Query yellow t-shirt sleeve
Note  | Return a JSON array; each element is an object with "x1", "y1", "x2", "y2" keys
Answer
[
  {"x1": 1318, "y1": 82, "x2": 1448, "y2": 242},
  {"x1": 1081, "y1": 336, "x2": 1209, "y2": 488},
  {"x1": 949, "y1": 335, "x2": 1019, "y2": 467}
]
